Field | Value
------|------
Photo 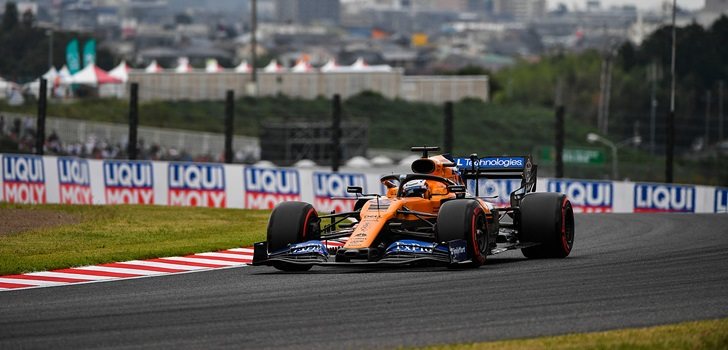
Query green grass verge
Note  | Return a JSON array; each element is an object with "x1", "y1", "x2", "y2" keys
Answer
[
  {"x1": 416, "y1": 318, "x2": 728, "y2": 350},
  {"x1": 0, "y1": 203, "x2": 269, "y2": 275}
]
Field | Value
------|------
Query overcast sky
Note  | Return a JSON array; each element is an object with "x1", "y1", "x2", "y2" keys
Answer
[{"x1": 546, "y1": 0, "x2": 706, "y2": 11}]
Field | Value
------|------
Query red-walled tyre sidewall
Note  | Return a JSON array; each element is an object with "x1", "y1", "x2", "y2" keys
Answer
[
  {"x1": 520, "y1": 193, "x2": 574, "y2": 258},
  {"x1": 437, "y1": 200, "x2": 488, "y2": 267}
]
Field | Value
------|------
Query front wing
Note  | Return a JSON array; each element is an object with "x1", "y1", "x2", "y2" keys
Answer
[{"x1": 252, "y1": 239, "x2": 474, "y2": 268}]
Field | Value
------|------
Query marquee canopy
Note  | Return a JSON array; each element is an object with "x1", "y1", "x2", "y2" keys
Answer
[{"x1": 69, "y1": 64, "x2": 123, "y2": 85}]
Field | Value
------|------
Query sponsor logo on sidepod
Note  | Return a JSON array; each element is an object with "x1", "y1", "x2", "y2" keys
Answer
[
  {"x1": 715, "y1": 188, "x2": 728, "y2": 213},
  {"x1": 58, "y1": 157, "x2": 92, "y2": 204},
  {"x1": 244, "y1": 167, "x2": 300, "y2": 209},
  {"x1": 548, "y1": 180, "x2": 613, "y2": 213},
  {"x1": 634, "y1": 183, "x2": 695, "y2": 213},
  {"x1": 103, "y1": 161, "x2": 154, "y2": 204},
  {"x1": 2, "y1": 155, "x2": 46, "y2": 204},
  {"x1": 168, "y1": 163, "x2": 226, "y2": 208},
  {"x1": 313, "y1": 172, "x2": 366, "y2": 212}
]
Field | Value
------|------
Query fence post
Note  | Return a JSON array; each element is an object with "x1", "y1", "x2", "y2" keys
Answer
[
  {"x1": 331, "y1": 94, "x2": 342, "y2": 172},
  {"x1": 666, "y1": 110, "x2": 674, "y2": 183},
  {"x1": 443, "y1": 101, "x2": 454, "y2": 155},
  {"x1": 555, "y1": 105, "x2": 565, "y2": 178},
  {"x1": 128, "y1": 83, "x2": 139, "y2": 160},
  {"x1": 36, "y1": 78, "x2": 47, "y2": 155},
  {"x1": 224, "y1": 90, "x2": 235, "y2": 163}
]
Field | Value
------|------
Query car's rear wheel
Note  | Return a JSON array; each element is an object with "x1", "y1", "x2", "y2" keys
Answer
[
  {"x1": 267, "y1": 201, "x2": 320, "y2": 271},
  {"x1": 519, "y1": 193, "x2": 574, "y2": 258},
  {"x1": 437, "y1": 200, "x2": 488, "y2": 267},
  {"x1": 354, "y1": 198, "x2": 369, "y2": 220}
]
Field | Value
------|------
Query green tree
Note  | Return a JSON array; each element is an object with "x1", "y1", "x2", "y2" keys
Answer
[
  {"x1": 2, "y1": 2, "x2": 18, "y2": 31},
  {"x1": 20, "y1": 8, "x2": 34, "y2": 29}
]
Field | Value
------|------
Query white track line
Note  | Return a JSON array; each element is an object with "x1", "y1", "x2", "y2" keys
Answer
[
  {"x1": 194, "y1": 252, "x2": 252, "y2": 260},
  {"x1": 25, "y1": 271, "x2": 116, "y2": 281},
  {"x1": 121, "y1": 260, "x2": 209, "y2": 271},
  {"x1": 226, "y1": 248, "x2": 255, "y2": 254},
  {"x1": 0, "y1": 278, "x2": 68, "y2": 287},
  {"x1": 79, "y1": 265, "x2": 166, "y2": 276},
  {"x1": 159, "y1": 256, "x2": 244, "y2": 266}
]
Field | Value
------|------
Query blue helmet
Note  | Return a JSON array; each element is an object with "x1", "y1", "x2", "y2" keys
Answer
[{"x1": 402, "y1": 179, "x2": 429, "y2": 198}]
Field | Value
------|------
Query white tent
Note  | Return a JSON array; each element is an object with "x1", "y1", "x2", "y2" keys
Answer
[
  {"x1": 320, "y1": 59, "x2": 338, "y2": 72},
  {"x1": 350, "y1": 57, "x2": 368, "y2": 70},
  {"x1": 175, "y1": 57, "x2": 192, "y2": 73},
  {"x1": 69, "y1": 64, "x2": 122, "y2": 86},
  {"x1": 370, "y1": 155, "x2": 394, "y2": 166},
  {"x1": 25, "y1": 67, "x2": 57, "y2": 90},
  {"x1": 42, "y1": 67, "x2": 59, "y2": 82},
  {"x1": 24, "y1": 67, "x2": 62, "y2": 98},
  {"x1": 320, "y1": 57, "x2": 392, "y2": 73},
  {"x1": 58, "y1": 65, "x2": 72, "y2": 85},
  {"x1": 0, "y1": 76, "x2": 17, "y2": 99},
  {"x1": 205, "y1": 59, "x2": 223, "y2": 73},
  {"x1": 263, "y1": 59, "x2": 283, "y2": 73},
  {"x1": 145, "y1": 60, "x2": 162, "y2": 73},
  {"x1": 398, "y1": 155, "x2": 421, "y2": 166},
  {"x1": 293, "y1": 159, "x2": 317, "y2": 168},
  {"x1": 346, "y1": 156, "x2": 371, "y2": 168},
  {"x1": 348, "y1": 57, "x2": 392, "y2": 72},
  {"x1": 3, "y1": 78, "x2": 24, "y2": 105},
  {"x1": 253, "y1": 160, "x2": 276, "y2": 168},
  {"x1": 235, "y1": 60, "x2": 251, "y2": 73},
  {"x1": 108, "y1": 61, "x2": 130, "y2": 82},
  {"x1": 291, "y1": 59, "x2": 313, "y2": 73}
]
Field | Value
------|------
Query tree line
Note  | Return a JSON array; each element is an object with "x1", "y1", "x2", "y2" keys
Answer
[
  {"x1": 493, "y1": 15, "x2": 728, "y2": 152},
  {"x1": 0, "y1": 2, "x2": 113, "y2": 82}
]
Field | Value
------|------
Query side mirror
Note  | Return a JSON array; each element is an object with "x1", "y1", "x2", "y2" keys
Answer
[
  {"x1": 447, "y1": 185, "x2": 466, "y2": 193},
  {"x1": 347, "y1": 186, "x2": 363, "y2": 194},
  {"x1": 447, "y1": 185, "x2": 467, "y2": 199}
]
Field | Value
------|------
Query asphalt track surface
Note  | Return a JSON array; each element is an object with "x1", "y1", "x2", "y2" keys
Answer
[{"x1": 1, "y1": 214, "x2": 727, "y2": 349}]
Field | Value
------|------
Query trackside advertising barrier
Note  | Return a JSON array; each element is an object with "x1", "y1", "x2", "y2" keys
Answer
[{"x1": 0, "y1": 154, "x2": 725, "y2": 213}]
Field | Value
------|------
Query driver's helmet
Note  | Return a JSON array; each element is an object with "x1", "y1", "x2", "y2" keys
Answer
[{"x1": 402, "y1": 179, "x2": 429, "y2": 198}]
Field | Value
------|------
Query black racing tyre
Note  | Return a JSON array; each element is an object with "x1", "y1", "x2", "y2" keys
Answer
[
  {"x1": 354, "y1": 198, "x2": 369, "y2": 220},
  {"x1": 519, "y1": 193, "x2": 574, "y2": 258},
  {"x1": 436, "y1": 200, "x2": 488, "y2": 267},
  {"x1": 266, "y1": 201, "x2": 320, "y2": 271}
]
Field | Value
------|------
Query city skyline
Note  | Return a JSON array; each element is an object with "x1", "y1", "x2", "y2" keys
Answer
[{"x1": 546, "y1": 0, "x2": 705, "y2": 10}]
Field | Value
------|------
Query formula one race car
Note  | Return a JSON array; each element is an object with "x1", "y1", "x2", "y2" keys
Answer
[{"x1": 252, "y1": 146, "x2": 574, "y2": 271}]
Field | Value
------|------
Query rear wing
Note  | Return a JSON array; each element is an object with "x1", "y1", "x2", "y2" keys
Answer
[
  {"x1": 453, "y1": 156, "x2": 533, "y2": 179},
  {"x1": 452, "y1": 155, "x2": 537, "y2": 205}
]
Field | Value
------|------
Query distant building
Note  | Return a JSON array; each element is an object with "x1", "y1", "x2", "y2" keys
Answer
[
  {"x1": 407, "y1": 0, "x2": 469, "y2": 12},
  {"x1": 128, "y1": 69, "x2": 489, "y2": 104},
  {"x1": 492, "y1": 0, "x2": 545, "y2": 21},
  {"x1": 276, "y1": 0, "x2": 341, "y2": 25}
]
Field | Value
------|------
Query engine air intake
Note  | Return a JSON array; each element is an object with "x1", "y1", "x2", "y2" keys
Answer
[{"x1": 411, "y1": 159, "x2": 436, "y2": 174}]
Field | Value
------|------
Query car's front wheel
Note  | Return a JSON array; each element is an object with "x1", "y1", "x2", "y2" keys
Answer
[
  {"x1": 436, "y1": 200, "x2": 488, "y2": 267},
  {"x1": 267, "y1": 201, "x2": 320, "y2": 271}
]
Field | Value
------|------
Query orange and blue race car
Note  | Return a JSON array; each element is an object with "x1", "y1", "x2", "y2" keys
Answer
[{"x1": 252, "y1": 146, "x2": 575, "y2": 271}]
